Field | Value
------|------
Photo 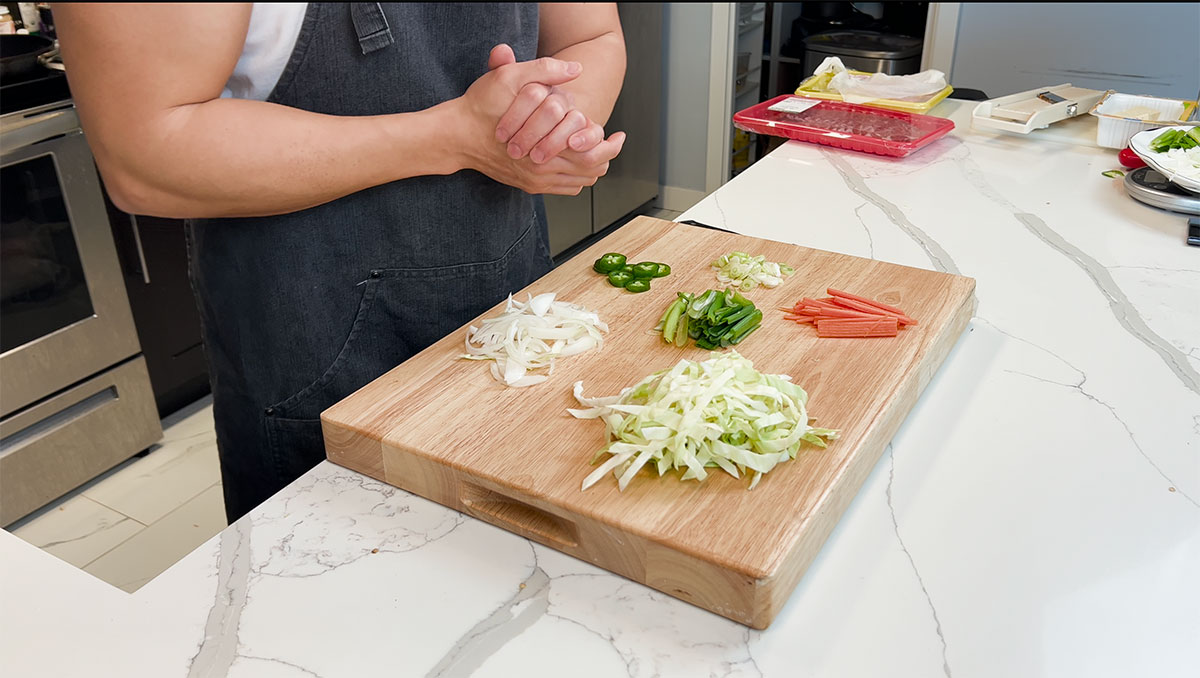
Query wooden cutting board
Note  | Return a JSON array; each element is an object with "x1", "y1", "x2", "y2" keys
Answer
[{"x1": 322, "y1": 217, "x2": 976, "y2": 628}]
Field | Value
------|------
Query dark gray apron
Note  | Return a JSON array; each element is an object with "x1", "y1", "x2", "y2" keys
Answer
[{"x1": 187, "y1": 2, "x2": 552, "y2": 521}]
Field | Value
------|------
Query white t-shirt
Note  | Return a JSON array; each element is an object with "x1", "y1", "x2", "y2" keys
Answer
[{"x1": 221, "y1": 3, "x2": 307, "y2": 101}]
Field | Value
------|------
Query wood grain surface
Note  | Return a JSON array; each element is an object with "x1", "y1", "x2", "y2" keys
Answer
[{"x1": 323, "y1": 217, "x2": 976, "y2": 628}]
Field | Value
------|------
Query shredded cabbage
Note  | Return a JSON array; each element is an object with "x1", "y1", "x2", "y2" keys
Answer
[
  {"x1": 569, "y1": 351, "x2": 837, "y2": 490},
  {"x1": 712, "y1": 251, "x2": 795, "y2": 291},
  {"x1": 462, "y1": 293, "x2": 607, "y2": 387}
]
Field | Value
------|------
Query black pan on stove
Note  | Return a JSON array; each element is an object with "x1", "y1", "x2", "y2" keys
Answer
[{"x1": 0, "y1": 34, "x2": 60, "y2": 81}]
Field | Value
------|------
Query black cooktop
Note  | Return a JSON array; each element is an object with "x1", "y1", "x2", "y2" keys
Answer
[{"x1": 1, "y1": 65, "x2": 71, "y2": 116}]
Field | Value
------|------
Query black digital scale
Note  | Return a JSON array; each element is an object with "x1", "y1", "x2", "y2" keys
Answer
[
  {"x1": 1122, "y1": 167, "x2": 1200, "y2": 246},
  {"x1": 1124, "y1": 166, "x2": 1200, "y2": 215}
]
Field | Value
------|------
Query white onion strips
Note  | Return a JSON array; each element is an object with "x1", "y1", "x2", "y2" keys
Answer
[{"x1": 461, "y1": 293, "x2": 607, "y2": 387}]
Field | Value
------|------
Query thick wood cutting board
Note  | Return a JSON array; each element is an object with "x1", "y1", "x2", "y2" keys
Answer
[{"x1": 322, "y1": 217, "x2": 976, "y2": 628}]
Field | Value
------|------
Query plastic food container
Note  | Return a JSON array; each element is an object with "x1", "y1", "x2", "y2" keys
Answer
[
  {"x1": 795, "y1": 69, "x2": 954, "y2": 114},
  {"x1": 733, "y1": 95, "x2": 956, "y2": 158},
  {"x1": 1089, "y1": 91, "x2": 1197, "y2": 149}
]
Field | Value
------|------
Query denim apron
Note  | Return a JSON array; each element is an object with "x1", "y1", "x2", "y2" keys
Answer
[{"x1": 187, "y1": 3, "x2": 552, "y2": 521}]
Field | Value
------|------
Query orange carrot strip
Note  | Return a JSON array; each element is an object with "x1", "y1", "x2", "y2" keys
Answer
[
  {"x1": 827, "y1": 288, "x2": 915, "y2": 319},
  {"x1": 815, "y1": 317, "x2": 899, "y2": 338},
  {"x1": 826, "y1": 295, "x2": 916, "y2": 326},
  {"x1": 796, "y1": 307, "x2": 828, "y2": 316},
  {"x1": 812, "y1": 305, "x2": 890, "y2": 320},
  {"x1": 802, "y1": 297, "x2": 840, "y2": 309}
]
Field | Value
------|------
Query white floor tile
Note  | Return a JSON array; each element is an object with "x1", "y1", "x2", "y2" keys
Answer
[
  {"x1": 7, "y1": 495, "x2": 145, "y2": 569},
  {"x1": 83, "y1": 483, "x2": 227, "y2": 593},
  {"x1": 83, "y1": 398, "x2": 220, "y2": 525}
]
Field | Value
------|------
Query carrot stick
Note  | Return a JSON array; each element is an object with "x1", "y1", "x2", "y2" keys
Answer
[
  {"x1": 830, "y1": 285, "x2": 912, "y2": 316},
  {"x1": 809, "y1": 305, "x2": 890, "y2": 320},
  {"x1": 815, "y1": 317, "x2": 899, "y2": 337},
  {"x1": 802, "y1": 297, "x2": 841, "y2": 309},
  {"x1": 825, "y1": 295, "x2": 916, "y2": 326}
]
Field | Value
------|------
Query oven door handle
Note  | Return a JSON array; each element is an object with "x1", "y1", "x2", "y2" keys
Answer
[{"x1": 0, "y1": 106, "x2": 78, "y2": 151}]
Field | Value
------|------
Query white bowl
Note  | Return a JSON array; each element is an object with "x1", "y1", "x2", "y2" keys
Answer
[{"x1": 1129, "y1": 126, "x2": 1200, "y2": 195}]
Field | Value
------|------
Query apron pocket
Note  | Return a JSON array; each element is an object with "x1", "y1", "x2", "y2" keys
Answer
[
  {"x1": 263, "y1": 415, "x2": 327, "y2": 482},
  {"x1": 265, "y1": 219, "x2": 547, "y2": 422}
]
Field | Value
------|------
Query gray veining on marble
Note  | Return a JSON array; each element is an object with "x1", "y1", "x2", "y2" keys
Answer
[
  {"x1": 886, "y1": 446, "x2": 953, "y2": 678},
  {"x1": 188, "y1": 520, "x2": 251, "y2": 678},
  {"x1": 955, "y1": 156, "x2": 1200, "y2": 396},
  {"x1": 824, "y1": 151, "x2": 960, "y2": 275},
  {"x1": 853, "y1": 202, "x2": 877, "y2": 260},
  {"x1": 974, "y1": 317, "x2": 1197, "y2": 508},
  {"x1": 1006, "y1": 368, "x2": 1199, "y2": 509},
  {"x1": 428, "y1": 557, "x2": 549, "y2": 678}
]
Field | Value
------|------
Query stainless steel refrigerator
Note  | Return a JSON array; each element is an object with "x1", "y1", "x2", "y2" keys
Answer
[{"x1": 544, "y1": 2, "x2": 663, "y2": 257}]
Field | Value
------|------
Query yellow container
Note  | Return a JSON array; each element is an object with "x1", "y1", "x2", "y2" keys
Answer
[{"x1": 795, "y1": 70, "x2": 954, "y2": 114}]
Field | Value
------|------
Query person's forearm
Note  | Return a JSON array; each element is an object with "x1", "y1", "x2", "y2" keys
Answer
[
  {"x1": 546, "y1": 32, "x2": 626, "y2": 127},
  {"x1": 90, "y1": 98, "x2": 463, "y2": 219}
]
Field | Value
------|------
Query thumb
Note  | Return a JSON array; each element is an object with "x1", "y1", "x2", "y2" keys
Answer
[
  {"x1": 488, "y1": 44, "x2": 516, "y2": 71},
  {"x1": 507, "y1": 56, "x2": 583, "y2": 89}
]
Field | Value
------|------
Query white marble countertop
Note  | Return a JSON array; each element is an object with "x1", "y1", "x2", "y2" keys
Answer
[{"x1": 4, "y1": 99, "x2": 1198, "y2": 677}]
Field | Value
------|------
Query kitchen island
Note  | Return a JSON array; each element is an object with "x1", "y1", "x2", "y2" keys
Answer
[{"x1": 3, "y1": 99, "x2": 1197, "y2": 677}]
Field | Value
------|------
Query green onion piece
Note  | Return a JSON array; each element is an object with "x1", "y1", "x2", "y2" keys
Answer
[{"x1": 1101, "y1": 169, "x2": 1125, "y2": 178}]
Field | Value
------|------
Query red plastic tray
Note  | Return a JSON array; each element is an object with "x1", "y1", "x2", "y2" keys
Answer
[{"x1": 733, "y1": 95, "x2": 955, "y2": 158}]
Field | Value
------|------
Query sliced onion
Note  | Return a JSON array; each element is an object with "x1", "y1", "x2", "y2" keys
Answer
[{"x1": 462, "y1": 293, "x2": 607, "y2": 387}]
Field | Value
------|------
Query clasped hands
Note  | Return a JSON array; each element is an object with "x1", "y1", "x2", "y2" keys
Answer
[{"x1": 455, "y1": 44, "x2": 624, "y2": 196}]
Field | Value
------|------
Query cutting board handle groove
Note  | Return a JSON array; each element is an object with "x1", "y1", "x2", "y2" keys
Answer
[{"x1": 460, "y1": 483, "x2": 580, "y2": 549}]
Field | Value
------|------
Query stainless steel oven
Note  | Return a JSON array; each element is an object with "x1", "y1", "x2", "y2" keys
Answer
[{"x1": 1, "y1": 100, "x2": 161, "y2": 525}]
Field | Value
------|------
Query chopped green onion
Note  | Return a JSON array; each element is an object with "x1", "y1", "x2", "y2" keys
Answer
[
  {"x1": 711, "y1": 251, "x2": 794, "y2": 291},
  {"x1": 655, "y1": 288, "x2": 762, "y2": 349}
]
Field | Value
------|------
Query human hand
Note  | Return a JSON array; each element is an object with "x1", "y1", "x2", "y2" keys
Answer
[
  {"x1": 470, "y1": 128, "x2": 626, "y2": 196},
  {"x1": 453, "y1": 47, "x2": 625, "y2": 195},
  {"x1": 487, "y1": 44, "x2": 608, "y2": 164}
]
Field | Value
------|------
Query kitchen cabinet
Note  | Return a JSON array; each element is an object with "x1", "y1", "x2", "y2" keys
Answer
[
  {"x1": 543, "y1": 2, "x2": 663, "y2": 258},
  {"x1": 102, "y1": 194, "x2": 210, "y2": 418}
]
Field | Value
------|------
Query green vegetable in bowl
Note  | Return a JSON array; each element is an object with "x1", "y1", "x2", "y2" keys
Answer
[{"x1": 1149, "y1": 127, "x2": 1200, "y2": 153}]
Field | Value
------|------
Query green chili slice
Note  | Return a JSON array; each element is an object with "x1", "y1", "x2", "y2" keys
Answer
[
  {"x1": 625, "y1": 278, "x2": 652, "y2": 293},
  {"x1": 607, "y1": 270, "x2": 634, "y2": 287},
  {"x1": 631, "y1": 262, "x2": 659, "y2": 279},
  {"x1": 593, "y1": 253, "x2": 627, "y2": 273}
]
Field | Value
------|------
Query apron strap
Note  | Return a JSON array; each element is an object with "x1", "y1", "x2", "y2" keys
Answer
[{"x1": 350, "y1": 3, "x2": 395, "y2": 55}]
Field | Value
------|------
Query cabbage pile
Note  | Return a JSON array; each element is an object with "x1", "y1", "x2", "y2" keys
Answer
[{"x1": 570, "y1": 351, "x2": 837, "y2": 490}]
